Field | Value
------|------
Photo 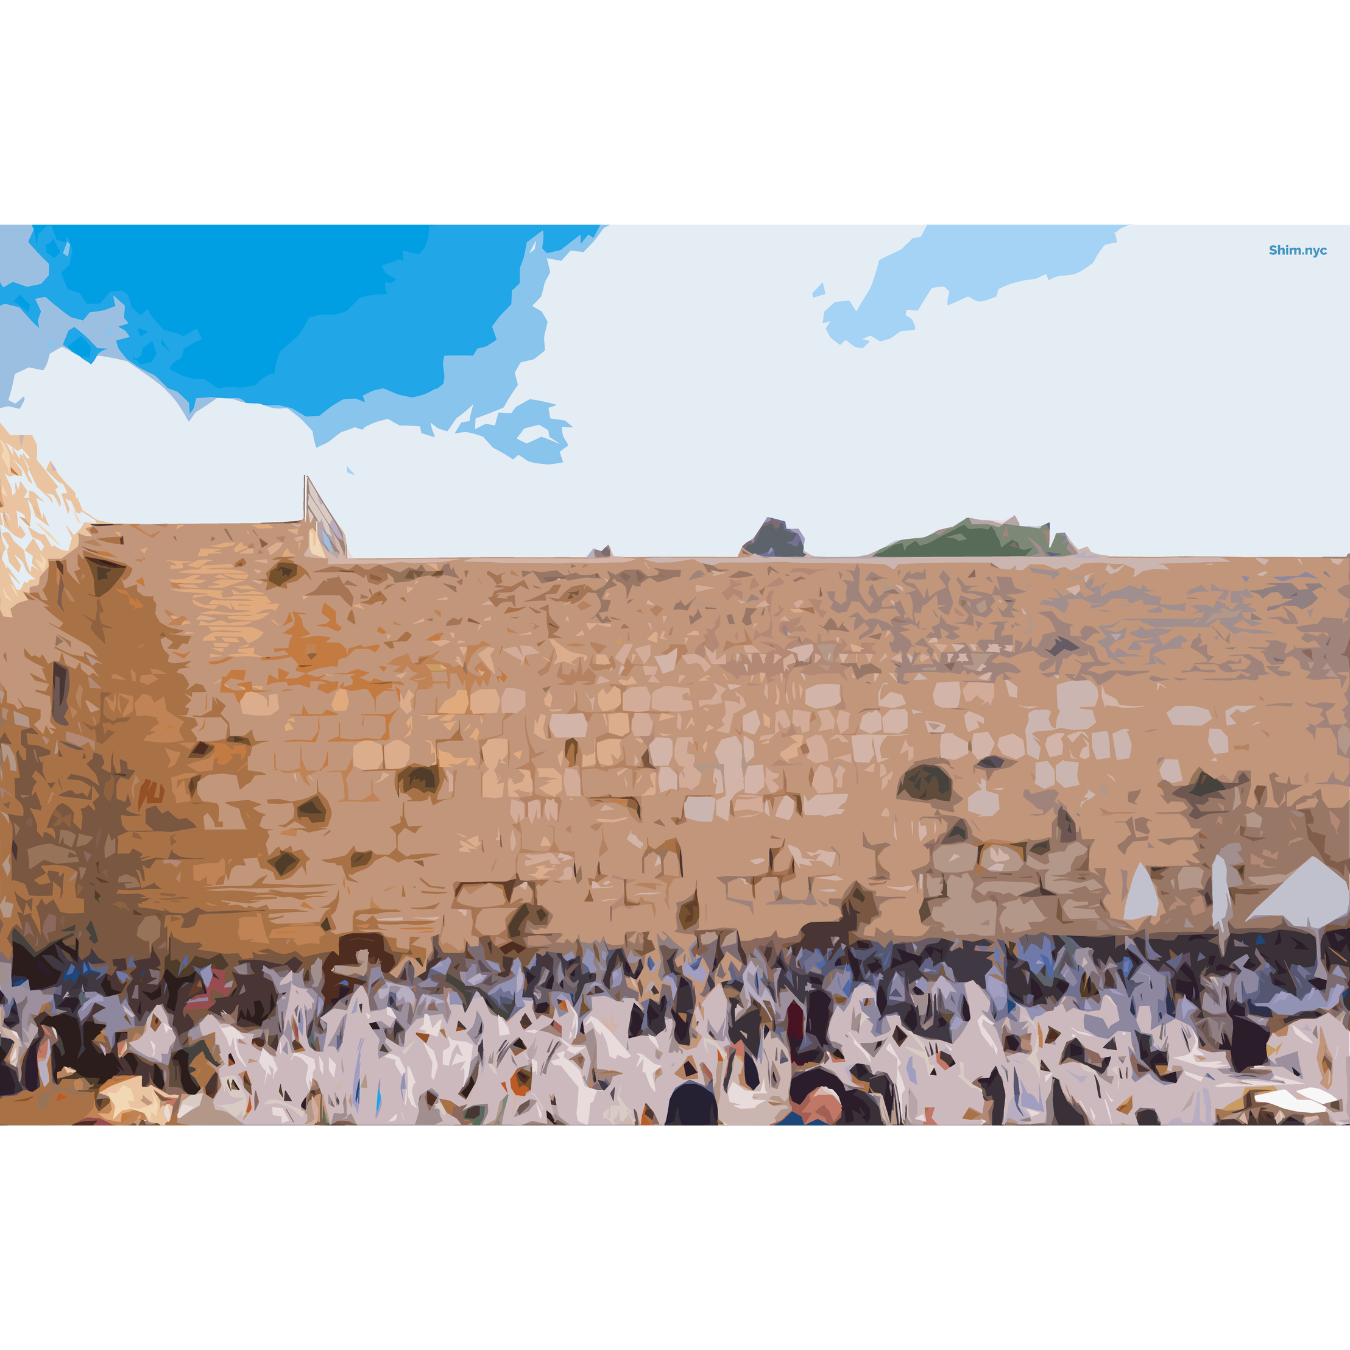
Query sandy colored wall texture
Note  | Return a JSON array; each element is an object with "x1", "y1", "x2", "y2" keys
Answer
[
  {"x1": 2, "y1": 498, "x2": 1347, "y2": 966},
  {"x1": 1, "y1": 427, "x2": 88, "y2": 619}
]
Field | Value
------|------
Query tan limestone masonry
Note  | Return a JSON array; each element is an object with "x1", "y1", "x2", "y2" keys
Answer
[{"x1": 2, "y1": 500, "x2": 1347, "y2": 967}]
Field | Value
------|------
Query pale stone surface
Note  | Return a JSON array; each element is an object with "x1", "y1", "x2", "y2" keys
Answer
[
  {"x1": 804, "y1": 684, "x2": 841, "y2": 709},
  {"x1": 933, "y1": 843, "x2": 979, "y2": 874},
  {"x1": 1168, "y1": 706, "x2": 1212, "y2": 726},
  {"x1": 980, "y1": 844, "x2": 1025, "y2": 873}
]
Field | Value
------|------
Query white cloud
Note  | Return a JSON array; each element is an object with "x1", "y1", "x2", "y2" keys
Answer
[
  {"x1": 2, "y1": 225, "x2": 1345, "y2": 559},
  {"x1": 509, "y1": 224, "x2": 1347, "y2": 557}
]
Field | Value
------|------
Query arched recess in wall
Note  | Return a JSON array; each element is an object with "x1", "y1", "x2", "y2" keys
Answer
[
  {"x1": 898, "y1": 764, "x2": 952, "y2": 802},
  {"x1": 397, "y1": 765, "x2": 440, "y2": 799}
]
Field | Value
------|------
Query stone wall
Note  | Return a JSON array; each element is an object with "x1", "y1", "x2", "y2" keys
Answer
[
  {"x1": 0, "y1": 428, "x2": 104, "y2": 953},
  {"x1": 2, "y1": 503, "x2": 1346, "y2": 967}
]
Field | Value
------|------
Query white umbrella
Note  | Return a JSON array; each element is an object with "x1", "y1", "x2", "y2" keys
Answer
[
  {"x1": 1248, "y1": 857, "x2": 1350, "y2": 981},
  {"x1": 1212, "y1": 855, "x2": 1232, "y2": 953},
  {"x1": 1123, "y1": 863, "x2": 1160, "y2": 921}
]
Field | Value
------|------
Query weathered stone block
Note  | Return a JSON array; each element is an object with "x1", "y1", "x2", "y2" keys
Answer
[
  {"x1": 1042, "y1": 874, "x2": 1104, "y2": 898},
  {"x1": 440, "y1": 908, "x2": 474, "y2": 949},
  {"x1": 517, "y1": 851, "x2": 576, "y2": 882},
  {"x1": 1057, "y1": 894, "x2": 1112, "y2": 928},
  {"x1": 588, "y1": 877, "x2": 626, "y2": 905},
  {"x1": 861, "y1": 892, "x2": 926, "y2": 940},
  {"x1": 617, "y1": 902, "x2": 657, "y2": 931},
  {"x1": 170, "y1": 911, "x2": 269, "y2": 959},
  {"x1": 928, "y1": 891, "x2": 997, "y2": 938},
  {"x1": 473, "y1": 906, "x2": 515, "y2": 937},
  {"x1": 537, "y1": 877, "x2": 590, "y2": 908},
  {"x1": 582, "y1": 767, "x2": 634, "y2": 796},
  {"x1": 979, "y1": 843, "x2": 1025, "y2": 873},
  {"x1": 933, "y1": 842, "x2": 978, "y2": 873},
  {"x1": 976, "y1": 877, "x2": 1041, "y2": 898},
  {"x1": 651, "y1": 686, "x2": 691, "y2": 712},
  {"x1": 997, "y1": 894, "x2": 1057, "y2": 936},
  {"x1": 811, "y1": 875, "x2": 850, "y2": 904},
  {"x1": 457, "y1": 882, "x2": 509, "y2": 909},
  {"x1": 625, "y1": 879, "x2": 668, "y2": 907},
  {"x1": 353, "y1": 740, "x2": 383, "y2": 771}
]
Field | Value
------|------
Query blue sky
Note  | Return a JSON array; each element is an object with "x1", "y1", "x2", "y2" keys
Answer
[
  {"x1": 0, "y1": 225, "x2": 600, "y2": 456},
  {"x1": 0, "y1": 224, "x2": 1344, "y2": 559},
  {"x1": 823, "y1": 225, "x2": 1122, "y2": 346}
]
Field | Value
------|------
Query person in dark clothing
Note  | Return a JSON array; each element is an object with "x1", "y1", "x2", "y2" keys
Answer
[
  {"x1": 778, "y1": 1068, "x2": 845, "y2": 1124},
  {"x1": 665, "y1": 1080, "x2": 719, "y2": 1125},
  {"x1": 778, "y1": 1066, "x2": 882, "y2": 1125},
  {"x1": 837, "y1": 1087, "x2": 884, "y2": 1126}
]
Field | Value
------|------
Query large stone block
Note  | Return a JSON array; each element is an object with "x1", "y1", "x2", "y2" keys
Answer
[
  {"x1": 588, "y1": 877, "x2": 626, "y2": 905},
  {"x1": 651, "y1": 686, "x2": 691, "y2": 712},
  {"x1": 997, "y1": 894, "x2": 1057, "y2": 936},
  {"x1": 753, "y1": 877, "x2": 780, "y2": 903},
  {"x1": 810, "y1": 875, "x2": 851, "y2": 904},
  {"x1": 1057, "y1": 894, "x2": 1113, "y2": 929},
  {"x1": 167, "y1": 911, "x2": 270, "y2": 962},
  {"x1": 860, "y1": 892, "x2": 927, "y2": 940},
  {"x1": 698, "y1": 889, "x2": 757, "y2": 932},
  {"x1": 927, "y1": 891, "x2": 997, "y2": 938},
  {"x1": 457, "y1": 882, "x2": 509, "y2": 910},
  {"x1": 932, "y1": 842, "x2": 978, "y2": 873},
  {"x1": 517, "y1": 851, "x2": 576, "y2": 882},
  {"x1": 617, "y1": 902, "x2": 657, "y2": 931},
  {"x1": 536, "y1": 877, "x2": 590, "y2": 910},
  {"x1": 625, "y1": 879, "x2": 669, "y2": 909},
  {"x1": 582, "y1": 767, "x2": 634, "y2": 796},
  {"x1": 976, "y1": 877, "x2": 1041, "y2": 898},
  {"x1": 979, "y1": 843, "x2": 1026, "y2": 874},
  {"x1": 466, "y1": 906, "x2": 512, "y2": 937},
  {"x1": 1042, "y1": 874, "x2": 1105, "y2": 899},
  {"x1": 437, "y1": 907, "x2": 473, "y2": 950},
  {"x1": 666, "y1": 876, "x2": 698, "y2": 908}
]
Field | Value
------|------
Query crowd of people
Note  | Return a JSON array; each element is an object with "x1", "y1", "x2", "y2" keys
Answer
[{"x1": 2, "y1": 927, "x2": 1346, "y2": 1124}]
